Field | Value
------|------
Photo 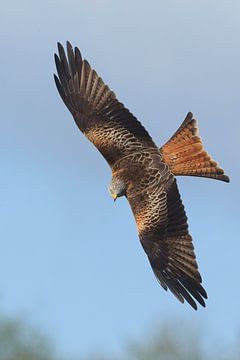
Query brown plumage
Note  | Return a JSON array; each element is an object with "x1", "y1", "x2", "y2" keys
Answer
[
  {"x1": 54, "y1": 42, "x2": 229, "y2": 310},
  {"x1": 160, "y1": 112, "x2": 229, "y2": 182}
]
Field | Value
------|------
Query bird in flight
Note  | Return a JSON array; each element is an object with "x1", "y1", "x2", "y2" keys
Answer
[{"x1": 54, "y1": 42, "x2": 229, "y2": 310}]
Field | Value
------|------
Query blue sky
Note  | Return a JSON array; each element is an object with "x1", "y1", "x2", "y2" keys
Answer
[{"x1": 0, "y1": 0, "x2": 239, "y2": 357}]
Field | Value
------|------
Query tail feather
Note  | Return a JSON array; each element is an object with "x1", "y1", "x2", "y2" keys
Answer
[{"x1": 160, "y1": 112, "x2": 230, "y2": 182}]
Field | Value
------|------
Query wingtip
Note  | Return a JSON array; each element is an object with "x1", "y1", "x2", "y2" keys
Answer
[
  {"x1": 184, "y1": 298, "x2": 206, "y2": 311},
  {"x1": 56, "y1": 41, "x2": 83, "y2": 65},
  {"x1": 187, "y1": 111, "x2": 194, "y2": 119},
  {"x1": 74, "y1": 46, "x2": 82, "y2": 65},
  {"x1": 192, "y1": 303, "x2": 198, "y2": 311},
  {"x1": 66, "y1": 40, "x2": 73, "y2": 51},
  {"x1": 182, "y1": 297, "x2": 198, "y2": 311},
  {"x1": 54, "y1": 53, "x2": 59, "y2": 63},
  {"x1": 57, "y1": 42, "x2": 64, "y2": 53}
]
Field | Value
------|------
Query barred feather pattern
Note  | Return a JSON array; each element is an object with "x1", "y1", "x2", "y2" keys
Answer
[
  {"x1": 160, "y1": 112, "x2": 230, "y2": 182},
  {"x1": 126, "y1": 155, "x2": 208, "y2": 310},
  {"x1": 54, "y1": 42, "x2": 157, "y2": 167}
]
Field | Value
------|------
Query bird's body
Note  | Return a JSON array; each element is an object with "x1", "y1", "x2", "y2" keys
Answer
[{"x1": 54, "y1": 42, "x2": 229, "y2": 310}]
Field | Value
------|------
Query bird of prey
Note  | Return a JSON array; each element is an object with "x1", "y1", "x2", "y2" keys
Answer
[{"x1": 54, "y1": 42, "x2": 229, "y2": 310}]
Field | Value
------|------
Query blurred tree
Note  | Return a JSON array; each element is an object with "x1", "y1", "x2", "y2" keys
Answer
[
  {"x1": 84, "y1": 322, "x2": 240, "y2": 360},
  {"x1": 0, "y1": 316, "x2": 56, "y2": 360},
  {"x1": 0, "y1": 315, "x2": 239, "y2": 360},
  {"x1": 125, "y1": 322, "x2": 202, "y2": 360}
]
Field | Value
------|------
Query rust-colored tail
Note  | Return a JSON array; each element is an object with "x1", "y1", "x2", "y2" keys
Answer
[{"x1": 160, "y1": 112, "x2": 230, "y2": 182}]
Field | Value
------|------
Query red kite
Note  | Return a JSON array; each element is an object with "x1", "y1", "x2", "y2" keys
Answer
[{"x1": 54, "y1": 42, "x2": 229, "y2": 310}]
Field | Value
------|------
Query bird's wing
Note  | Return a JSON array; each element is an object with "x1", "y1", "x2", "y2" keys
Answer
[
  {"x1": 54, "y1": 42, "x2": 157, "y2": 167},
  {"x1": 128, "y1": 170, "x2": 207, "y2": 310}
]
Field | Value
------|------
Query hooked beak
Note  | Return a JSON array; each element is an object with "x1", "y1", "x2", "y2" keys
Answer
[{"x1": 111, "y1": 193, "x2": 117, "y2": 202}]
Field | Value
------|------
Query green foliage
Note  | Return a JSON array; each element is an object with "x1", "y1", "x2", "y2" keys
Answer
[
  {"x1": 0, "y1": 315, "x2": 239, "y2": 360},
  {"x1": 82, "y1": 322, "x2": 240, "y2": 360},
  {"x1": 0, "y1": 316, "x2": 56, "y2": 360},
  {"x1": 126, "y1": 323, "x2": 202, "y2": 360}
]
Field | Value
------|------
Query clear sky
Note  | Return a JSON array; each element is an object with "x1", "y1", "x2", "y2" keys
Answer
[{"x1": 0, "y1": 0, "x2": 239, "y2": 358}]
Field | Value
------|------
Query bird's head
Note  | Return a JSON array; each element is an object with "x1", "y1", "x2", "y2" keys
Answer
[{"x1": 108, "y1": 176, "x2": 127, "y2": 201}]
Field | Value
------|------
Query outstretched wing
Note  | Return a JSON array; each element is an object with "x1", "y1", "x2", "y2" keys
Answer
[
  {"x1": 128, "y1": 173, "x2": 207, "y2": 310},
  {"x1": 54, "y1": 42, "x2": 157, "y2": 167}
]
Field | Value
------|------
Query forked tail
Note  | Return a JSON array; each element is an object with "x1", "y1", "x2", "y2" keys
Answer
[{"x1": 160, "y1": 112, "x2": 230, "y2": 182}]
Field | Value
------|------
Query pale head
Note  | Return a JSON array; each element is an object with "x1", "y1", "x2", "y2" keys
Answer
[{"x1": 108, "y1": 176, "x2": 126, "y2": 201}]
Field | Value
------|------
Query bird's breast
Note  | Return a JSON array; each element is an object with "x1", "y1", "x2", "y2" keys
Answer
[{"x1": 112, "y1": 151, "x2": 171, "y2": 198}]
